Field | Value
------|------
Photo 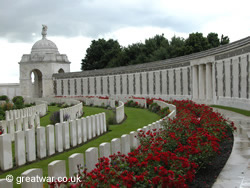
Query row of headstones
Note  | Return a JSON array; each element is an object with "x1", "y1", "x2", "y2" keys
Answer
[
  {"x1": 5, "y1": 103, "x2": 47, "y2": 121},
  {"x1": 59, "y1": 102, "x2": 83, "y2": 123},
  {"x1": 0, "y1": 119, "x2": 165, "y2": 188},
  {"x1": 116, "y1": 101, "x2": 125, "y2": 124},
  {"x1": 0, "y1": 114, "x2": 40, "y2": 141},
  {"x1": 0, "y1": 113, "x2": 106, "y2": 171},
  {"x1": 85, "y1": 98, "x2": 116, "y2": 108}
]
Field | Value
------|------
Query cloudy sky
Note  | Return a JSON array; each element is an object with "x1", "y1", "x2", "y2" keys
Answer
[{"x1": 0, "y1": 0, "x2": 249, "y2": 83}]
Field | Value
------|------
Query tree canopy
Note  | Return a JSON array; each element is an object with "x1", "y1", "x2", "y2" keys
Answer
[{"x1": 81, "y1": 32, "x2": 229, "y2": 71}]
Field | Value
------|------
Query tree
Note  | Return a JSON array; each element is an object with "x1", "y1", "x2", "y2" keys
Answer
[
  {"x1": 81, "y1": 39, "x2": 122, "y2": 70},
  {"x1": 81, "y1": 32, "x2": 230, "y2": 71},
  {"x1": 168, "y1": 36, "x2": 186, "y2": 58},
  {"x1": 220, "y1": 34, "x2": 230, "y2": 45},
  {"x1": 185, "y1": 32, "x2": 210, "y2": 54},
  {"x1": 207, "y1": 32, "x2": 220, "y2": 48}
]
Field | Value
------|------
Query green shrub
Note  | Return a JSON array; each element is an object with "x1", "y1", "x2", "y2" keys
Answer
[
  {"x1": 49, "y1": 111, "x2": 60, "y2": 124},
  {"x1": 2, "y1": 102, "x2": 14, "y2": 111},
  {"x1": 106, "y1": 111, "x2": 115, "y2": 129},
  {"x1": 149, "y1": 103, "x2": 161, "y2": 113},
  {"x1": 24, "y1": 103, "x2": 35, "y2": 108},
  {"x1": 0, "y1": 108, "x2": 5, "y2": 120},
  {"x1": 12, "y1": 96, "x2": 24, "y2": 109},
  {"x1": 0, "y1": 95, "x2": 9, "y2": 102},
  {"x1": 62, "y1": 103, "x2": 69, "y2": 108},
  {"x1": 49, "y1": 102, "x2": 56, "y2": 106}
]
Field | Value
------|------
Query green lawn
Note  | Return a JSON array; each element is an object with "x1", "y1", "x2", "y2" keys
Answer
[
  {"x1": 40, "y1": 106, "x2": 61, "y2": 127},
  {"x1": 0, "y1": 107, "x2": 160, "y2": 187},
  {"x1": 210, "y1": 105, "x2": 250, "y2": 116}
]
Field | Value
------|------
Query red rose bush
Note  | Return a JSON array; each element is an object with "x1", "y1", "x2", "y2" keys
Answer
[{"x1": 50, "y1": 100, "x2": 235, "y2": 188}]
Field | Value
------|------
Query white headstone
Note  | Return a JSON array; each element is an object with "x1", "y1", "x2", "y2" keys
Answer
[
  {"x1": 86, "y1": 116, "x2": 92, "y2": 140},
  {"x1": 68, "y1": 153, "x2": 84, "y2": 178},
  {"x1": 7, "y1": 119, "x2": 15, "y2": 141},
  {"x1": 55, "y1": 123, "x2": 63, "y2": 153},
  {"x1": 69, "y1": 120, "x2": 77, "y2": 147},
  {"x1": 35, "y1": 114, "x2": 40, "y2": 127},
  {"x1": 23, "y1": 117, "x2": 29, "y2": 131},
  {"x1": 102, "y1": 113, "x2": 107, "y2": 132},
  {"x1": 37, "y1": 127, "x2": 46, "y2": 159},
  {"x1": 91, "y1": 115, "x2": 96, "y2": 138},
  {"x1": 15, "y1": 131, "x2": 26, "y2": 166},
  {"x1": 46, "y1": 125, "x2": 55, "y2": 156},
  {"x1": 0, "y1": 179, "x2": 13, "y2": 188},
  {"x1": 76, "y1": 119, "x2": 82, "y2": 144},
  {"x1": 85, "y1": 147, "x2": 98, "y2": 172},
  {"x1": 21, "y1": 168, "x2": 43, "y2": 188},
  {"x1": 0, "y1": 134, "x2": 13, "y2": 170},
  {"x1": 111, "y1": 138, "x2": 121, "y2": 155},
  {"x1": 48, "y1": 160, "x2": 66, "y2": 182},
  {"x1": 121, "y1": 134, "x2": 130, "y2": 155},
  {"x1": 95, "y1": 114, "x2": 100, "y2": 136},
  {"x1": 99, "y1": 142, "x2": 110, "y2": 158},
  {"x1": 130, "y1": 131, "x2": 138, "y2": 149},
  {"x1": 25, "y1": 128, "x2": 36, "y2": 162},
  {"x1": 16, "y1": 118, "x2": 22, "y2": 131},
  {"x1": 99, "y1": 114, "x2": 104, "y2": 134},
  {"x1": 81, "y1": 118, "x2": 87, "y2": 142},
  {"x1": 62, "y1": 122, "x2": 70, "y2": 150}
]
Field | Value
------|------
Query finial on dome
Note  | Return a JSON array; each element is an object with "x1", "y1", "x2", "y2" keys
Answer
[{"x1": 41, "y1": 25, "x2": 48, "y2": 39}]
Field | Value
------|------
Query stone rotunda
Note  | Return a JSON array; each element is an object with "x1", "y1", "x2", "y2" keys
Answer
[{"x1": 19, "y1": 25, "x2": 71, "y2": 98}]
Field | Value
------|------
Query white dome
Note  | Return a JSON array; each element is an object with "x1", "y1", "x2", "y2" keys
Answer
[{"x1": 31, "y1": 38, "x2": 59, "y2": 55}]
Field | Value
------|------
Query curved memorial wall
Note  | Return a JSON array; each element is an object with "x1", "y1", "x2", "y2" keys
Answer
[{"x1": 53, "y1": 37, "x2": 250, "y2": 110}]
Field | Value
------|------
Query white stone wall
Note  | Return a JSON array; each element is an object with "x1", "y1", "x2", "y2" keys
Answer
[
  {"x1": 53, "y1": 51, "x2": 250, "y2": 109},
  {"x1": 0, "y1": 84, "x2": 20, "y2": 99}
]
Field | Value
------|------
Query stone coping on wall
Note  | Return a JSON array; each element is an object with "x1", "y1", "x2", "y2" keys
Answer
[{"x1": 53, "y1": 36, "x2": 250, "y2": 79}]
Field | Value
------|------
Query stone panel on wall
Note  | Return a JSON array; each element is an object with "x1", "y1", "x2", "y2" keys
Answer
[
  {"x1": 217, "y1": 62, "x2": 223, "y2": 97},
  {"x1": 96, "y1": 77, "x2": 101, "y2": 96},
  {"x1": 161, "y1": 70, "x2": 166, "y2": 95},
  {"x1": 115, "y1": 75, "x2": 121, "y2": 95},
  {"x1": 56, "y1": 80, "x2": 61, "y2": 96},
  {"x1": 128, "y1": 74, "x2": 133, "y2": 95},
  {"x1": 135, "y1": 73, "x2": 140, "y2": 95},
  {"x1": 232, "y1": 57, "x2": 239, "y2": 97},
  {"x1": 240, "y1": 55, "x2": 247, "y2": 98},
  {"x1": 102, "y1": 76, "x2": 108, "y2": 95},
  {"x1": 155, "y1": 71, "x2": 160, "y2": 95},
  {"x1": 109, "y1": 76, "x2": 115, "y2": 95},
  {"x1": 141, "y1": 72, "x2": 147, "y2": 95},
  {"x1": 168, "y1": 70, "x2": 174, "y2": 95},
  {"x1": 148, "y1": 72, "x2": 154, "y2": 95},
  {"x1": 224, "y1": 59, "x2": 231, "y2": 97},
  {"x1": 83, "y1": 78, "x2": 88, "y2": 96},
  {"x1": 182, "y1": 68, "x2": 188, "y2": 95},
  {"x1": 122, "y1": 74, "x2": 127, "y2": 95},
  {"x1": 175, "y1": 69, "x2": 181, "y2": 95},
  {"x1": 89, "y1": 77, "x2": 95, "y2": 95},
  {"x1": 76, "y1": 78, "x2": 81, "y2": 96},
  {"x1": 63, "y1": 79, "x2": 68, "y2": 96}
]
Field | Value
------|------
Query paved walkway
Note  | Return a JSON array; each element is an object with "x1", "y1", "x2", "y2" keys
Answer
[{"x1": 212, "y1": 108, "x2": 250, "y2": 188}]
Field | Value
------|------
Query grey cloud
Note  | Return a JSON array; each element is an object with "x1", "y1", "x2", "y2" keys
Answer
[{"x1": 0, "y1": 0, "x2": 197, "y2": 42}]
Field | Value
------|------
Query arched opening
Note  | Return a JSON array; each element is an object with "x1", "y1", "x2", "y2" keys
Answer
[
  {"x1": 30, "y1": 69, "x2": 43, "y2": 98},
  {"x1": 58, "y1": 68, "x2": 65, "y2": 73}
]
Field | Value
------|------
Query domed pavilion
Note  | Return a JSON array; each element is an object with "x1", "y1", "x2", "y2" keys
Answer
[{"x1": 19, "y1": 25, "x2": 70, "y2": 98}]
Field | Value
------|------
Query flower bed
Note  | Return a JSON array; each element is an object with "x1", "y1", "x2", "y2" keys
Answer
[{"x1": 51, "y1": 100, "x2": 235, "y2": 188}]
